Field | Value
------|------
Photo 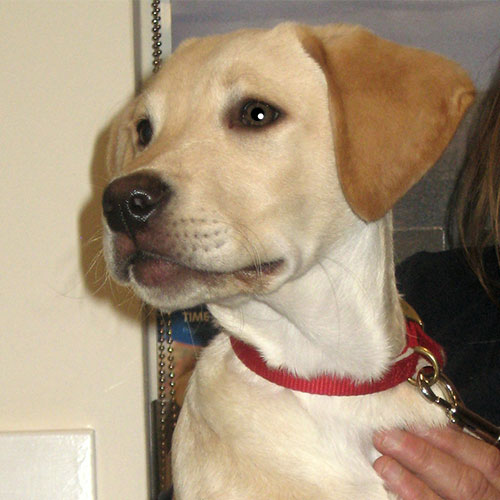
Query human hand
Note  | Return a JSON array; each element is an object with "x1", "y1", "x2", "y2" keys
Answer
[{"x1": 373, "y1": 426, "x2": 500, "y2": 499}]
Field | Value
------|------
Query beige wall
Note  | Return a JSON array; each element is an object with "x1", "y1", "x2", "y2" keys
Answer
[{"x1": 0, "y1": 1, "x2": 148, "y2": 498}]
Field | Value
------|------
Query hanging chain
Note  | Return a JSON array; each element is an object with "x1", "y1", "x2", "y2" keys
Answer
[
  {"x1": 150, "y1": 2, "x2": 176, "y2": 493},
  {"x1": 156, "y1": 312, "x2": 178, "y2": 490},
  {"x1": 151, "y1": 0, "x2": 163, "y2": 73}
]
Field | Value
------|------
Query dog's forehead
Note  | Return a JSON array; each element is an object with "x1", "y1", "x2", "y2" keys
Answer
[{"x1": 148, "y1": 24, "x2": 321, "y2": 105}]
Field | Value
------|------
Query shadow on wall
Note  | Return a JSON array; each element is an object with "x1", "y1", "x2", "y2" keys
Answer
[{"x1": 78, "y1": 124, "x2": 142, "y2": 320}]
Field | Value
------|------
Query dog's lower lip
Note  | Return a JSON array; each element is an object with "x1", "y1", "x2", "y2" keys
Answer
[
  {"x1": 128, "y1": 251, "x2": 284, "y2": 288},
  {"x1": 129, "y1": 252, "x2": 183, "y2": 288}
]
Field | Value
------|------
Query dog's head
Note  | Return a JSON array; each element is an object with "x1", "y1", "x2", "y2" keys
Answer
[{"x1": 102, "y1": 23, "x2": 473, "y2": 311}]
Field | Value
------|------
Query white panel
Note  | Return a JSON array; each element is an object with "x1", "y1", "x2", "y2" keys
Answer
[{"x1": 0, "y1": 430, "x2": 96, "y2": 500}]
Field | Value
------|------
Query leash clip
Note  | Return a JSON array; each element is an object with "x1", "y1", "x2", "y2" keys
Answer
[{"x1": 408, "y1": 347, "x2": 500, "y2": 449}]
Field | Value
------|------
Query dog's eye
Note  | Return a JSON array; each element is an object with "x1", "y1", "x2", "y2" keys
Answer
[
  {"x1": 136, "y1": 118, "x2": 153, "y2": 148},
  {"x1": 240, "y1": 101, "x2": 280, "y2": 127}
]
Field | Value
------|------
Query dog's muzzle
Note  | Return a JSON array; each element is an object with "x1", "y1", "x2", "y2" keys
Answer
[{"x1": 102, "y1": 172, "x2": 171, "y2": 237}]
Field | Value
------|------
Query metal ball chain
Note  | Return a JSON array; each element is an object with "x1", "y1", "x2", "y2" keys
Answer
[
  {"x1": 157, "y1": 312, "x2": 178, "y2": 491},
  {"x1": 151, "y1": 0, "x2": 163, "y2": 73},
  {"x1": 152, "y1": 6, "x2": 174, "y2": 492}
]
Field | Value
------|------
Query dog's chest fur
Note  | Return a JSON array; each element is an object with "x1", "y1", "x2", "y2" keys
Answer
[{"x1": 173, "y1": 334, "x2": 445, "y2": 500}]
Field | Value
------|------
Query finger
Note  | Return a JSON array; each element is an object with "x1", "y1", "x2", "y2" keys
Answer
[
  {"x1": 373, "y1": 455, "x2": 442, "y2": 500},
  {"x1": 415, "y1": 425, "x2": 500, "y2": 490},
  {"x1": 374, "y1": 429, "x2": 500, "y2": 500}
]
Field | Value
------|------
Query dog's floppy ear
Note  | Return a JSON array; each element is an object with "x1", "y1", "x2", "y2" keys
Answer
[{"x1": 298, "y1": 25, "x2": 475, "y2": 221}]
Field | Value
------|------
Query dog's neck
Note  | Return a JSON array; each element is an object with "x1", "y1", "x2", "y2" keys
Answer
[{"x1": 209, "y1": 213, "x2": 406, "y2": 382}]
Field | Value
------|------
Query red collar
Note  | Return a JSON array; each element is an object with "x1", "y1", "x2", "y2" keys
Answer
[{"x1": 230, "y1": 321, "x2": 445, "y2": 396}]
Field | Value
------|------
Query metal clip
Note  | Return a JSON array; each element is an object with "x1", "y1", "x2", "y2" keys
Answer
[{"x1": 409, "y1": 348, "x2": 500, "y2": 449}]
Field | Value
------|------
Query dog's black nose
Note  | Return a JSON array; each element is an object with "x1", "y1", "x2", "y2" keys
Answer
[{"x1": 102, "y1": 173, "x2": 171, "y2": 235}]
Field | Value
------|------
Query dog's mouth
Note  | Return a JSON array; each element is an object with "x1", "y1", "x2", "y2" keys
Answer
[{"x1": 124, "y1": 250, "x2": 284, "y2": 290}]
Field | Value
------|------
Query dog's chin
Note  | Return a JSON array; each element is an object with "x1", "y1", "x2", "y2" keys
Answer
[{"x1": 119, "y1": 252, "x2": 285, "y2": 311}]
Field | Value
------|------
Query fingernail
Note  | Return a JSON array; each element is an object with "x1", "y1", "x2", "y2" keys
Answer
[{"x1": 373, "y1": 429, "x2": 405, "y2": 451}]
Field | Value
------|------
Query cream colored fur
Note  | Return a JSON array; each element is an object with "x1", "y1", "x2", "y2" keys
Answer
[{"x1": 103, "y1": 23, "x2": 474, "y2": 499}]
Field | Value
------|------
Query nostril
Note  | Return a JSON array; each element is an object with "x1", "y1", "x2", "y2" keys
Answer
[
  {"x1": 102, "y1": 185, "x2": 121, "y2": 227},
  {"x1": 102, "y1": 184, "x2": 127, "y2": 233},
  {"x1": 127, "y1": 190, "x2": 161, "y2": 220}
]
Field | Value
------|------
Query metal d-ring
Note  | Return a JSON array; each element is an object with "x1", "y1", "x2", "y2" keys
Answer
[{"x1": 407, "y1": 345, "x2": 441, "y2": 387}]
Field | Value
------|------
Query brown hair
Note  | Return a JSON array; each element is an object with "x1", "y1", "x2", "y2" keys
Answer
[{"x1": 447, "y1": 60, "x2": 500, "y2": 294}]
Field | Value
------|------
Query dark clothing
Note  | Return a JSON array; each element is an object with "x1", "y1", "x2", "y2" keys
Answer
[{"x1": 396, "y1": 247, "x2": 500, "y2": 424}]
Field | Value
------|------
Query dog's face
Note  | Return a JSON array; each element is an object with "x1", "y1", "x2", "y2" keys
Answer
[
  {"x1": 102, "y1": 23, "x2": 474, "y2": 311},
  {"x1": 103, "y1": 25, "x2": 346, "y2": 310}
]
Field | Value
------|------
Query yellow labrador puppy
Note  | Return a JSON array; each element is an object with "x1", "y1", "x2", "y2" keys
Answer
[{"x1": 102, "y1": 23, "x2": 474, "y2": 499}]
